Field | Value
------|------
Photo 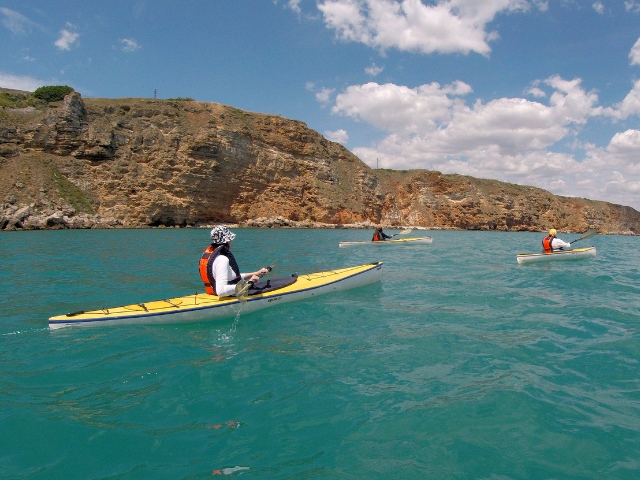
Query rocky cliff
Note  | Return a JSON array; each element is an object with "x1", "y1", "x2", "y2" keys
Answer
[{"x1": 1, "y1": 89, "x2": 639, "y2": 234}]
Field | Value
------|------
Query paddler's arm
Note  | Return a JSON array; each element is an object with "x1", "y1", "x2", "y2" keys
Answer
[
  {"x1": 212, "y1": 256, "x2": 239, "y2": 297},
  {"x1": 242, "y1": 268, "x2": 269, "y2": 284},
  {"x1": 553, "y1": 238, "x2": 572, "y2": 250}
]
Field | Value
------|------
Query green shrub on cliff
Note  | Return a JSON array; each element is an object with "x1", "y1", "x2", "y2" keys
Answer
[{"x1": 33, "y1": 85, "x2": 75, "y2": 102}]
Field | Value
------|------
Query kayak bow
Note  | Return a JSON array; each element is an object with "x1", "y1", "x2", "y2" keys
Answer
[
  {"x1": 516, "y1": 246, "x2": 596, "y2": 264},
  {"x1": 339, "y1": 237, "x2": 433, "y2": 247},
  {"x1": 49, "y1": 262, "x2": 383, "y2": 330}
]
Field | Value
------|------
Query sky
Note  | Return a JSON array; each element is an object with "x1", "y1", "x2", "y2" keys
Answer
[{"x1": 2, "y1": 1, "x2": 640, "y2": 210}]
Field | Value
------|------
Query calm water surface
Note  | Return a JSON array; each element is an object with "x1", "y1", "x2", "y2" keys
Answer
[{"x1": 1, "y1": 229, "x2": 639, "y2": 479}]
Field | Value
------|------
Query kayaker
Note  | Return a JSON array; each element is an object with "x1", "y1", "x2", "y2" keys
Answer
[
  {"x1": 542, "y1": 228, "x2": 572, "y2": 253},
  {"x1": 372, "y1": 226, "x2": 392, "y2": 242},
  {"x1": 199, "y1": 225, "x2": 269, "y2": 296}
]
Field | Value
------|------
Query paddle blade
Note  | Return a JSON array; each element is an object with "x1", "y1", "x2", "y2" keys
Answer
[
  {"x1": 570, "y1": 228, "x2": 597, "y2": 244},
  {"x1": 234, "y1": 280, "x2": 250, "y2": 303},
  {"x1": 399, "y1": 228, "x2": 413, "y2": 235}
]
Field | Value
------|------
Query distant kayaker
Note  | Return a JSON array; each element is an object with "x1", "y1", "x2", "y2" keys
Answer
[
  {"x1": 372, "y1": 226, "x2": 392, "y2": 242},
  {"x1": 199, "y1": 225, "x2": 269, "y2": 296},
  {"x1": 542, "y1": 228, "x2": 572, "y2": 253}
]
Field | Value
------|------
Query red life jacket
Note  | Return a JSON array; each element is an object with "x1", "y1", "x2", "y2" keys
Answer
[
  {"x1": 542, "y1": 235, "x2": 554, "y2": 253},
  {"x1": 199, "y1": 245, "x2": 241, "y2": 295},
  {"x1": 372, "y1": 231, "x2": 383, "y2": 241}
]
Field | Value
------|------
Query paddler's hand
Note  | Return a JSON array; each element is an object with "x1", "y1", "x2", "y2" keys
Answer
[{"x1": 248, "y1": 268, "x2": 269, "y2": 283}]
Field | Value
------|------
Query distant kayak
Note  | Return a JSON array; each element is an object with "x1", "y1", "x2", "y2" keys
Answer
[
  {"x1": 516, "y1": 246, "x2": 596, "y2": 265},
  {"x1": 339, "y1": 237, "x2": 433, "y2": 247},
  {"x1": 49, "y1": 262, "x2": 383, "y2": 330}
]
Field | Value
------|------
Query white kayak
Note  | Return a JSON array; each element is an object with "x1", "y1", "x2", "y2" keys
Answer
[
  {"x1": 516, "y1": 246, "x2": 596, "y2": 264},
  {"x1": 339, "y1": 237, "x2": 433, "y2": 247},
  {"x1": 49, "y1": 262, "x2": 383, "y2": 330}
]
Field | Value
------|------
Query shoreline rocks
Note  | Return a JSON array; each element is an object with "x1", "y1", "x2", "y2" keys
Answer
[
  {"x1": 1, "y1": 202, "x2": 123, "y2": 230},
  {"x1": 3, "y1": 205, "x2": 634, "y2": 235}
]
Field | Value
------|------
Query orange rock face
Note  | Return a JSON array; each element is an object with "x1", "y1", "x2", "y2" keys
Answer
[{"x1": 1, "y1": 90, "x2": 639, "y2": 234}]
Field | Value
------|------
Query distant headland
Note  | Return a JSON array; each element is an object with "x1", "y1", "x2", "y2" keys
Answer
[{"x1": 1, "y1": 88, "x2": 638, "y2": 234}]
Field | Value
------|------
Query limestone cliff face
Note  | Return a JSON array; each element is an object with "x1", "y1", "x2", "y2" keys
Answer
[{"x1": 1, "y1": 90, "x2": 639, "y2": 234}]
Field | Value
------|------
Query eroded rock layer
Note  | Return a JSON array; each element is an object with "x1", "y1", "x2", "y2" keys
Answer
[{"x1": 1, "y1": 91, "x2": 638, "y2": 234}]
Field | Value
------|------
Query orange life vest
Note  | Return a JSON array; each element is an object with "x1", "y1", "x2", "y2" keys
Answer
[
  {"x1": 199, "y1": 245, "x2": 242, "y2": 295},
  {"x1": 542, "y1": 235, "x2": 554, "y2": 253},
  {"x1": 199, "y1": 245, "x2": 217, "y2": 294},
  {"x1": 372, "y1": 230, "x2": 383, "y2": 241}
]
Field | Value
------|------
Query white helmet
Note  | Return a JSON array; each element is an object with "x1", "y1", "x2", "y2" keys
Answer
[{"x1": 210, "y1": 225, "x2": 236, "y2": 244}]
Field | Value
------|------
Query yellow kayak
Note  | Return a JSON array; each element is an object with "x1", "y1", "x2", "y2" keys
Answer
[{"x1": 49, "y1": 262, "x2": 383, "y2": 330}]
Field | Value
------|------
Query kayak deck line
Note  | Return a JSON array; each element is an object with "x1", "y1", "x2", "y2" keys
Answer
[{"x1": 49, "y1": 262, "x2": 383, "y2": 329}]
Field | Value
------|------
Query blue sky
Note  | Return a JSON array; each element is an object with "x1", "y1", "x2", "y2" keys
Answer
[{"x1": 2, "y1": 1, "x2": 640, "y2": 210}]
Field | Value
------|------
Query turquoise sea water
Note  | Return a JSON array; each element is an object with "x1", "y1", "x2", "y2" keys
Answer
[{"x1": 1, "y1": 228, "x2": 639, "y2": 479}]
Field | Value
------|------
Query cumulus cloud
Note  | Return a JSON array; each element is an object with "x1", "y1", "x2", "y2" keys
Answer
[
  {"x1": 120, "y1": 38, "x2": 141, "y2": 52},
  {"x1": 315, "y1": 87, "x2": 336, "y2": 105},
  {"x1": 317, "y1": 0, "x2": 531, "y2": 56},
  {"x1": 0, "y1": 7, "x2": 36, "y2": 34},
  {"x1": 630, "y1": 37, "x2": 640, "y2": 65},
  {"x1": 55, "y1": 26, "x2": 79, "y2": 50},
  {"x1": 325, "y1": 128, "x2": 349, "y2": 143},
  {"x1": 592, "y1": 2, "x2": 604, "y2": 14},
  {"x1": 365, "y1": 63, "x2": 384, "y2": 76},
  {"x1": 526, "y1": 86, "x2": 546, "y2": 98},
  {"x1": 0, "y1": 72, "x2": 51, "y2": 91},
  {"x1": 329, "y1": 75, "x2": 640, "y2": 208},
  {"x1": 607, "y1": 129, "x2": 640, "y2": 156},
  {"x1": 333, "y1": 80, "x2": 472, "y2": 134},
  {"x1": 603, "y1": 79, "x2": 640, "y2": 120},
  {"x1": 307, "y1": 82, "x2": 336, "y2": 106}
]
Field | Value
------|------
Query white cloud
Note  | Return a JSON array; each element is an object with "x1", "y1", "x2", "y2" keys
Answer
[
  {"x1": 120, "y1": 38, "x2": 141, "y2": 52},
  {"x1": 333, "y1": 80, "x2": 472, "y2": 135},
  {"x1": 544, "y1": 75, "x2": 601, "y2": 124},
  {"x1": 317, "y1": 0, "x2": 531, "y2": 56},
  {"x1": 533, "y1": 1, "x2": 548, "y2": 11},
  {"x1": 365, "y1": 63, "x2": 384, "y2": 76},
  {"x1": 592, "y1": 2, "x2": 604, "y2": 14},
  {"x1": 55, "y1": 27, "x2": 79, "y2": 50},
  {"x1": 330, "y1": 75, "x2": 640, "y2": 208},
  {"x1": 0, "y1": 7, "x2": 36, "y2": 34},
  {"x1": 625, "y1": 1, "x2": 640, "y2": 13},
  {"x1": 288, "y1": 0, "x2": 302, "y2": 14},
  {"x1": 0, "y1": 72, "x2": 51, "y2": 91},
  {"x1": 325, "y1": 128, "x2": 349, "y2": 143},
  {"x1": 603, "y1": 79, "x2": 640, "y2": 120},
  {"x1": 607, "y1": 129, "x2": 640, "y2": 156},
  {"x1": 630, "y1": 37, "x2": 640, "y2": 65},
  {"x1": 526, "y1": 86, "x2": 546, "y2": 97},
  {"x1": 315, "y1": 87, "x2": 335, "y2": 105}
]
